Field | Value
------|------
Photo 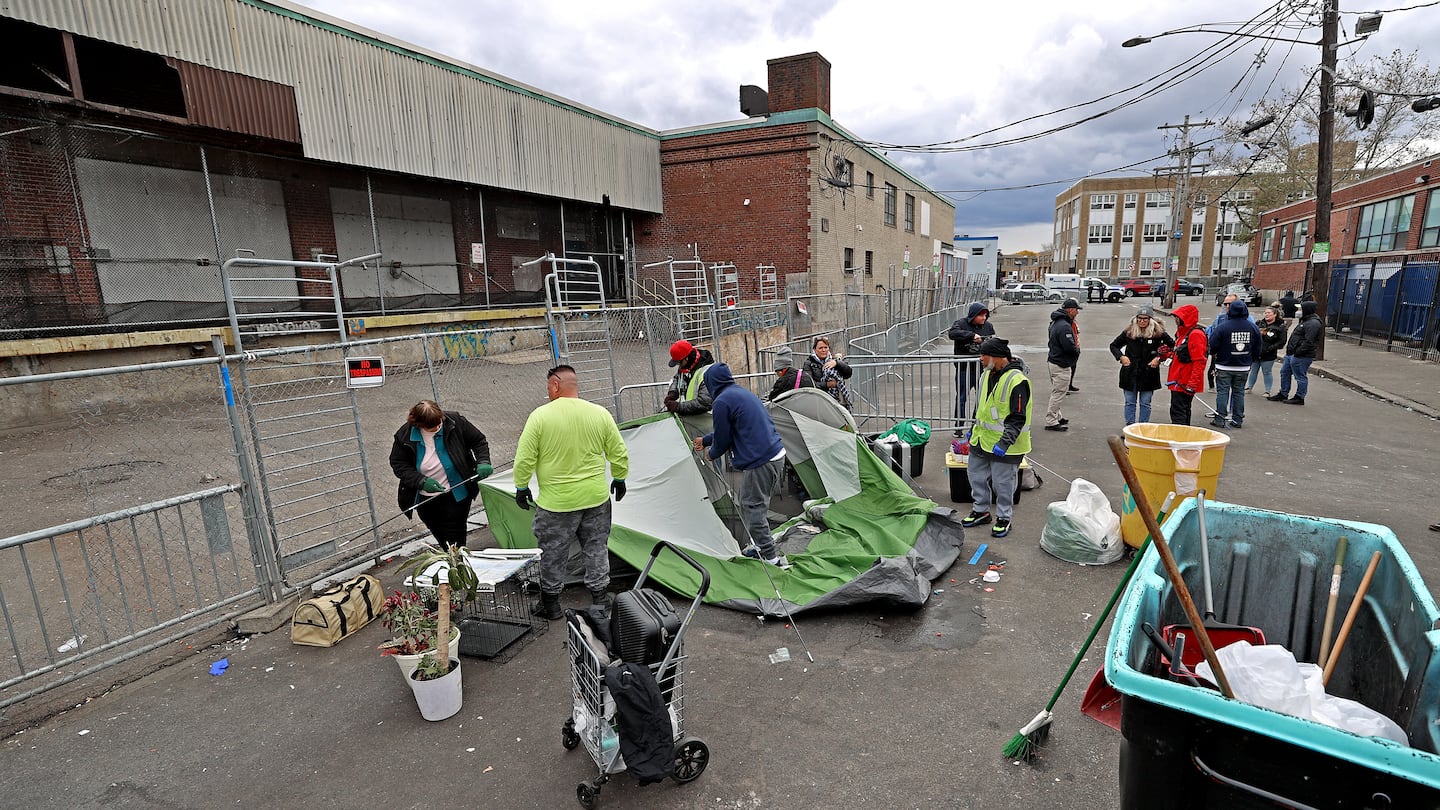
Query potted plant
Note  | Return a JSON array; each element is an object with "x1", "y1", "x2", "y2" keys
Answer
[
  {"x1": 395, "y1": 544, "x2": 481, "y2": 722},
  {"x1": 377, "y1": 590, "x2": 461, "y2": 681}
]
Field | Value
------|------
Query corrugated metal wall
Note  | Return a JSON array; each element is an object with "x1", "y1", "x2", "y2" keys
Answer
[{"x1": 0, "y1": 0, "x2": 663, "y2": 212}]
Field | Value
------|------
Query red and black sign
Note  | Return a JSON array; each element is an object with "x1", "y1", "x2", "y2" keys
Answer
[{"x1": 345, "y1": 356, "x2": 385, "y2": 388}]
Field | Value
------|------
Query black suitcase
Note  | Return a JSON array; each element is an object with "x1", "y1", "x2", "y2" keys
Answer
[{"x1": 610, "y1": 588, "x2": 680, "y2": 665}]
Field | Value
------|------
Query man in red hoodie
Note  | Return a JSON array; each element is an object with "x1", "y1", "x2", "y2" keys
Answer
[{"x1": 1163, "y1": 304, "x2": 1208, "y2": 425}]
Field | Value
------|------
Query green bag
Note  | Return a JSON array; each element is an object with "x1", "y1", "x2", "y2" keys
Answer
[{"x1": 878, "y1": 418, "x2": 931, "y2": 446}]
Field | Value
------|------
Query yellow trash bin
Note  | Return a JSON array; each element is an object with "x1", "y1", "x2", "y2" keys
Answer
[{"x1": 1120, "y1": 423, "x2": 1230, "y2": 548}]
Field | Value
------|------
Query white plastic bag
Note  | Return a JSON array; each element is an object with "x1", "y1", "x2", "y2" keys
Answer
[
  {"x1": 1196, "y1": 641, "x2": 1408, "y2": 744},
  {"x1": 1039, "y1": 478, "x2": 1123, "y2": 565}
]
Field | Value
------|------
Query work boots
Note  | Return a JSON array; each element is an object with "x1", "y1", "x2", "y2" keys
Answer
[
  {"x1": 590, "y1": 588, "x2": 614, "y2": 613},
  {"x1": 531, "y1": 592, "x2": 563, "y2": 620}
]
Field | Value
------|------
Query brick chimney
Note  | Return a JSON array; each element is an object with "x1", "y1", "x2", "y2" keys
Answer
[{"x1": 766, "y1": 52, "x2": 831, "y2": 115}]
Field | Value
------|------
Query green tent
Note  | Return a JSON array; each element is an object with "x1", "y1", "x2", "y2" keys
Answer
[{"x1": 478, "y1": 388, "x2": 966, "y2": 616}]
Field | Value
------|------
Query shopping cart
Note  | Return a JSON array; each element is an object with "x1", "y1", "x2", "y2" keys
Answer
[{"x1": 560, "y1": 540, "x2": 711, "y2": 807}]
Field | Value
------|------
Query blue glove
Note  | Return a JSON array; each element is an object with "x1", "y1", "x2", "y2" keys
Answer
[
  {"x1": 422, "y1": 477, "x2": 445, "y2": 493},
  {"x1": 610, "y1": 479, "x2": 626, "y2": 501},
  {"x1": 992, "y1": 444, "x2": 1008, "y2": 459},
  {"x1": 475, "y1": 463, "x2": 493, "y2": 479},
  {"x1": 515, "y1": 488, "x2": 533, "y2": 510}
]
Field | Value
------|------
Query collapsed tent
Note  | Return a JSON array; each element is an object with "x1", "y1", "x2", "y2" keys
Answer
[{"x1": 477, "y1": 388, "x2": 965, "y2": 615}]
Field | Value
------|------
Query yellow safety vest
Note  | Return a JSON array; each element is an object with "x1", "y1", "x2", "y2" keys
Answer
[
  {"x1": 972, "y1": 366, "x2": 1032, "y2": 456},
  {"x1": 685, "y1": 364, "x2": 713, "y2": 401}
]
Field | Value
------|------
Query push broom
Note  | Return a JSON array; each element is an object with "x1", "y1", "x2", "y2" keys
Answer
[{"x1": 1002, "y1": 491, "x2": 1175, "y2": 761}]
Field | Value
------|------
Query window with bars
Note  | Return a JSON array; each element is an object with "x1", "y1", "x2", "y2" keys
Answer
[
  {"x1": 1122, "y1": 223, "x2": 1135, "y2": 243},
  {"x1": 864, "y1": 250, "x2": 874, "y2": 274},
  {"x1": 1290, "y1": 220, "x2": 1309, "y2": 259},
  {"x1": 1355, "y1": 195, "x2": 1415, "y2": 253},
  {"x1": 883, "y1": 184, "x2": 897, "y2": 227},
  {"x1": 844, "y1": 247, "x2": 855, "y2": 273},
  {"x1": 1142, "y1": 223, "x2": 1167, "y2": 243},
  {"x1": 1088, "y1": 224, "x2": 1113, "y2": 243}
]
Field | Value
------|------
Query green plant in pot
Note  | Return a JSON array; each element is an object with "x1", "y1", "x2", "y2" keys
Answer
[{"x1": 396, "y1": 544, "x2": 480, "y2": 685}]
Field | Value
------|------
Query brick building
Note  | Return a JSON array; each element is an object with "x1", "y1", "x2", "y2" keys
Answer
[
  {"x1": 639, "y1": 53, "x2": 956, "y2": 298},
  {"x1": 1247, "y1": 154, "x2": 1439, "y2": 352},
  {"x1": 1053, "y1": 176, "x2": 1257, "y2": 283}
]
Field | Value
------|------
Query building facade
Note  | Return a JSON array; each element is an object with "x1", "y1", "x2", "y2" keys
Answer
[
  {"x1": 0, "y1": 0, "x2": 662, "y2": 334},
  {"x1": 1053, "y1": 176, "x2": 1256, "y2": 283},
  {"x1": 639, "y1": 53, "x2": 957, "y2": 299},
  {"x1": 1247, "y1": 154, "x2": 1439, "y2": 353}
]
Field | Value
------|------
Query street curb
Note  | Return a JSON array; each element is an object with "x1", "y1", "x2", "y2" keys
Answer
[{"x1": 1311, "y1": 365, "x2": 1440, "y2": 419}]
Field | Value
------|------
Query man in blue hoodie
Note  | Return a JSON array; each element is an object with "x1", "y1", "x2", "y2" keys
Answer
[
  {"x1": 946, "y1": 302, "x2": 996, "y2": 437},
  {"x1": 692, "y1": 363, "x2": 789, "y2": 567},
  {"x1": 1208, "y1": 300, "x2": 1262, "y2": 429}
]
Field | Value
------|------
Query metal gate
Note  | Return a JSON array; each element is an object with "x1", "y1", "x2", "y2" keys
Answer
[
  {"x1": 222, "y1": 252, "x2": 384, "y2": 584},
  {"x1": 533, "y1": 253, "x2": 619, "y2": 406}
]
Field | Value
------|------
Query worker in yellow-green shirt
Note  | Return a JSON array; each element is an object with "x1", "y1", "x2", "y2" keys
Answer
[{"x1": 513, "y1": 364, "x2": 630, "y2": 619}]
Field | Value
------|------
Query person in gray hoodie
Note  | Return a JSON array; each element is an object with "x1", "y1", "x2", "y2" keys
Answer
[{"x1": 1208, "y1": 300, "x2": 1262, "y2": 428}]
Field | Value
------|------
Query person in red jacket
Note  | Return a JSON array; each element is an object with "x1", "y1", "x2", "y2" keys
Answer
[{"x1": 1163, "y1": 304, "x2": 1208, "y2": 425}]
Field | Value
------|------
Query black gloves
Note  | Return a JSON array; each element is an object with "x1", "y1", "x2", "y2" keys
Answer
[
  {"x1": 610, "y1": 479, "x2": 627, "y2": 501},
  {"x1": 515, "y1": 488, "x2": 533, "y2": 510}
]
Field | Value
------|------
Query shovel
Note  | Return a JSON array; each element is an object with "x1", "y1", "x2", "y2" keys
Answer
[{"x1": 1162, "y1": 490, "x2": 1265, "y2": 668}]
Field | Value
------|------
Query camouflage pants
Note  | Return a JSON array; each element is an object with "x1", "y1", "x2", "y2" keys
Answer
[{"x1": 532, "y1": 501, "x2": 612, "y2": 596}]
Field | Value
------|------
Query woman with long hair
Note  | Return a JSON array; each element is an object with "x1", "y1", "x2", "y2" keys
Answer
[{"x1": 1108, "y1": 306, "x2": 1174, "y2": 425}]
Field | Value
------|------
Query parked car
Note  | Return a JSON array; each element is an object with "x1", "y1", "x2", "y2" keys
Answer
[
  {"x1": 1151, "y1": 278, "x2": 1205, "y2": 296},
  {"x1": 1215, "y1": 282, "x2": 1263, "y2": 307},
  {"x1": 1119, "y1": 278, "x2": 1154, "y2": 296},
  {"x1": 1176, "y1": 278, "x2": 1205, "y2": 296},
  {"x1": 1081, "y1": 277, "x2": 1126, "y2": 303},
  {"x1": 1000, "y1": 283, "x2": 1061, "y2": 303}
]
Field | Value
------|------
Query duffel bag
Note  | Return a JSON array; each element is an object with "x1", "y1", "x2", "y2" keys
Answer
[{"x1": 291, "y1": 574, "x2": 384, "y2": 647}]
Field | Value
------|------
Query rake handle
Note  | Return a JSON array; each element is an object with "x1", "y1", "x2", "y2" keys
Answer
[
  {"x1": 1317, "y1": 535, "x2": 1348, "y2": 667},
  {"x1": 1322, "y1": 550, "x2": 1381, "y2": 686},
  {"x1": 1107, "y1": 435, "x2": 1232, "y2": 699}
]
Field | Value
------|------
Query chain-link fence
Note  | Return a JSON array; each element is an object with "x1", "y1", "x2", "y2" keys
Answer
[
  {"x1": 1327, "y1": 258, "x2": 1440, "y2": 359},
  {"x1": 0, "y1": 113, "x2": 637, "y2": 339}
]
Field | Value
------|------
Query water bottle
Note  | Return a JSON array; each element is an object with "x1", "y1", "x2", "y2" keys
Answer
[{"x1": 600, "y1": 721, "x2": 619, "y2": 753}]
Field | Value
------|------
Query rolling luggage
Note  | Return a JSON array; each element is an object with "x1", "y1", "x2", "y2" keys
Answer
[{"x1": 610, "y1": 588, "x2": 680, "y2": 665}]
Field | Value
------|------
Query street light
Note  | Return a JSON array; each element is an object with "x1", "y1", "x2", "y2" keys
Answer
[{"x1": 1120, "y1": 4, "x2": 1376, "y2": 359}]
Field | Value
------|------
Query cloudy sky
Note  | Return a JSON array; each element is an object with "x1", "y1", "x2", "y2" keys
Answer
[{"x1": 295, "y1": 0, "x2": 1440, "y2": 252}]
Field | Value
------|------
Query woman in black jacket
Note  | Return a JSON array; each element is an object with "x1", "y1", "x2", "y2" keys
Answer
[
  {"x1": 1247, "y1": 305, "x2": 1288, "y2": 396},
  {"x1": 1108, "y1": 306, "x2": 1174, "y2": 425},
  {"x1": 389, "y1": 400, "x2": 491, "y2": 549},
  {"x1": 803, "y1": 337, "x2": 853, "y2": 410}
]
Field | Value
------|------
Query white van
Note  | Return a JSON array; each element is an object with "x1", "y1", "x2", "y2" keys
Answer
[{"x1": 1045, "y1": 274, "x2": 1124, "y2": 303}]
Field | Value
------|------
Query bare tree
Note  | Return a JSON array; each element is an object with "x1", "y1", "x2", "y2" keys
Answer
[{"x1": 1212, "y1": 49, "x2": 1440, "y2": 240}]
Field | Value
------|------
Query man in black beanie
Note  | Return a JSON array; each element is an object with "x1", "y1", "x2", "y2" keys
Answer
[
  {"x1": 1269, "y1": 300, "x2": 1322, "y2": 405},
  {"x1": 960, "y1": 337, "x2": 1031, "y2": 539}
]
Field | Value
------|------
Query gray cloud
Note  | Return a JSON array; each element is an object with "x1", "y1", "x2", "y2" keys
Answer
[{"x1": 297, "y1": 0, "x2": 1440, "y2": 247}]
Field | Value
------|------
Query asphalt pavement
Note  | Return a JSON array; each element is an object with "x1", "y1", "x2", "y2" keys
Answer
[{"x1": 3, "y1": 298, "x2": 1437, "y2": 810}]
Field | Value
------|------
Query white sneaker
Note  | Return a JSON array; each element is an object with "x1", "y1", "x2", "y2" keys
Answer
[{"x1": 764, "y1": 555, "x2": 791, "y2": 570}]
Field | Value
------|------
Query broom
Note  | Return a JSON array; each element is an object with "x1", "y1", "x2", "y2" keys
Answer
[{"x1": 1002, "y1": 491, "x2": 1175, "y2": 761}]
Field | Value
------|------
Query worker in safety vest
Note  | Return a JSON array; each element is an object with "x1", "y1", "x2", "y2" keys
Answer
[
  {"x1": 663, "y1": 339, "x2": 715, "y2": 417},
  {"x1": 960, "y1": 337, "x2": 1032, "y2": 539}
]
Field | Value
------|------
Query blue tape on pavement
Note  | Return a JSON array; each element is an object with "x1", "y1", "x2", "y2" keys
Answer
[{"x1": 968, "y1": 543, "x2": 987, "y2": 565}]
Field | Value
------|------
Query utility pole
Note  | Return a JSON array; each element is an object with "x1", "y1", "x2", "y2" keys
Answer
[
  {"x1": 1309, "y1": 0, "x2": 1339, "y2": 360},
  {"x1": 1156, "y1": 115, "x2": 1213, "y2": 308}
]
